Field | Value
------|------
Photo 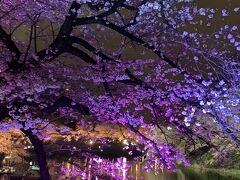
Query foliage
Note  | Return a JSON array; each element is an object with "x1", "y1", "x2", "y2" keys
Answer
[{"x1": 0, "y1": 0, "x2": 239, "y2": 179}]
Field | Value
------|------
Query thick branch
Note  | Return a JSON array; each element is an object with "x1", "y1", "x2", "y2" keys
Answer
[
  {"x1": 0, "y1": 25, "x2": 21, "y2": 67},
  {"x1": 66, "y1": 46, "x2": 97, "y2": 65},
  {"x1": 10, "y1": 1, "x2": 81, "y2": 70},
  {"x1": 70, "y1": 36, "x2": 113, "y2": 62}
]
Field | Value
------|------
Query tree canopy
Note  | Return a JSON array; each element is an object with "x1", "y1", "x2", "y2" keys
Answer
[{"x1": 0, "y1": 0, "x2": 239, "y2": 179}]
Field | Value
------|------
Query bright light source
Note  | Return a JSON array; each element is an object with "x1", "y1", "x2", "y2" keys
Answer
[
  {"x1": 5, "y1": 155, "x2": 11, "y2": 159},
  {"x1": 123, "y1": 139, "x2": 128, "y2": 145}
]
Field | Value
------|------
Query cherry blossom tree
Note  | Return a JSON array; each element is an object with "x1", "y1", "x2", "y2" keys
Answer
[{"x1": 0, "y1": 0, "x2": 239, "y2": 179}]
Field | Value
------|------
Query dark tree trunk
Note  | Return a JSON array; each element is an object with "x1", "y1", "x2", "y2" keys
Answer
[
  {"x1": 22, "y1": 130, "x2": 51, "y2": 180},
  {"x1": 0, "y1": 152, "x2": 5, "y2": 168}
]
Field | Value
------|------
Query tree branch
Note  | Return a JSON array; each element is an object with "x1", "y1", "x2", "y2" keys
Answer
[
  {"x1": 0, "y1": 96, "x2": 90, "y2": 122},
  {"x1": 0, "y1": 25, "x2": 21, "y2": 66},
  {"x1": 66, "y1": 46, "x2": 97, "y2": 65}
]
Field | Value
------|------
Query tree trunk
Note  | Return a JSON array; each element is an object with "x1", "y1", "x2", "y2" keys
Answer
[{"x1": 22, "y1": 130, "x2": 51, "y2": 180}]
